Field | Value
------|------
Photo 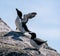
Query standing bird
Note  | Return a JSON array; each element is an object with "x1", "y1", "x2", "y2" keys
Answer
[
  {"x1": 15, "y1": 8, "x2": 37, "y2": 37},
  {"x1": 30, "y1": 33, "x2": 47, "y2": 54}
]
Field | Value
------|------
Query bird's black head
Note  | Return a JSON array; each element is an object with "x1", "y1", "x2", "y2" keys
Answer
[
  {"x1": 29, "y1": 32, "x2": 36, "y2": 39},
  {"x1": 16, "y1": 8, "x2": 22, "y2": 19}
]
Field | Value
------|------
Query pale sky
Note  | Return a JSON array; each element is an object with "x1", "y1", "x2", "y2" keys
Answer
[{"x1": 0, "y1": 0, "x2": 60, "y2": 53}]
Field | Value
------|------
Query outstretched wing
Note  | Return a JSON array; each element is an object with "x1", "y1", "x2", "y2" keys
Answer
[
  {"x1": 16, "y1": 8, "x2": 22, "y2": 19},
  {"x1": 24, "y1": 12, "x2": 37, "y2": 19}
]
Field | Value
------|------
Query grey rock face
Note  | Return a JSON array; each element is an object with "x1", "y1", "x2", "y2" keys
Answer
[
  {"x1": 0, "y1": 19, "x2": 60, "y2": 56},
  {"x1": 0, "y1": 18, "x2": 12, "y2": 32}
]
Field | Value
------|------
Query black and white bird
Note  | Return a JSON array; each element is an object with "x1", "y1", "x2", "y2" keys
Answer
[
  {"x1": 30, "y1": 33, "x2": 47, "y2": 54},
  {"x1": 15, "y1": 8, "x2": 37, "y2": 37}
]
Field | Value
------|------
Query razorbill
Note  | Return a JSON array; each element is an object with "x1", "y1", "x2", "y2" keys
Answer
[
  {"x1": 15, "y1": 8, "x2": 37, "y2": 37},
  {"x1": 30, "y1": 33, "x2": 47, "y2": 54}
]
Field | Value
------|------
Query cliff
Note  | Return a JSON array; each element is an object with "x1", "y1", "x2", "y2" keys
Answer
[{"x1": 0, "y1": 18, "x2": 60, "y2": 56}]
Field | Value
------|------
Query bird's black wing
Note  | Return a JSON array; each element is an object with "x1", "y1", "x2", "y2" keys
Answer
[
  {"x1": 25, "y1": 12, "x2": 37, "y2": 19},
  {"x1": 16, "y1": 8, "x2": 22, "y2": 19}
]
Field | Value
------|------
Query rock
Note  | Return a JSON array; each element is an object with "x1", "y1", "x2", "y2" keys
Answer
[{"x1": 0, "y1": 18, "x2": 60, "y2": 56}]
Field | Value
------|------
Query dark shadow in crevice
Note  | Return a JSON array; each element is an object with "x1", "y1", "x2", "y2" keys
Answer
[
  {"x1": 4, "y1": 31, "x2": 25, "y2": 41},
  {"x1": 5, "y1": 52, "x2": 30, "y2": 56},
  {"x1": 23, "y1": 47, "x2": 41, "y2": 54}
]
